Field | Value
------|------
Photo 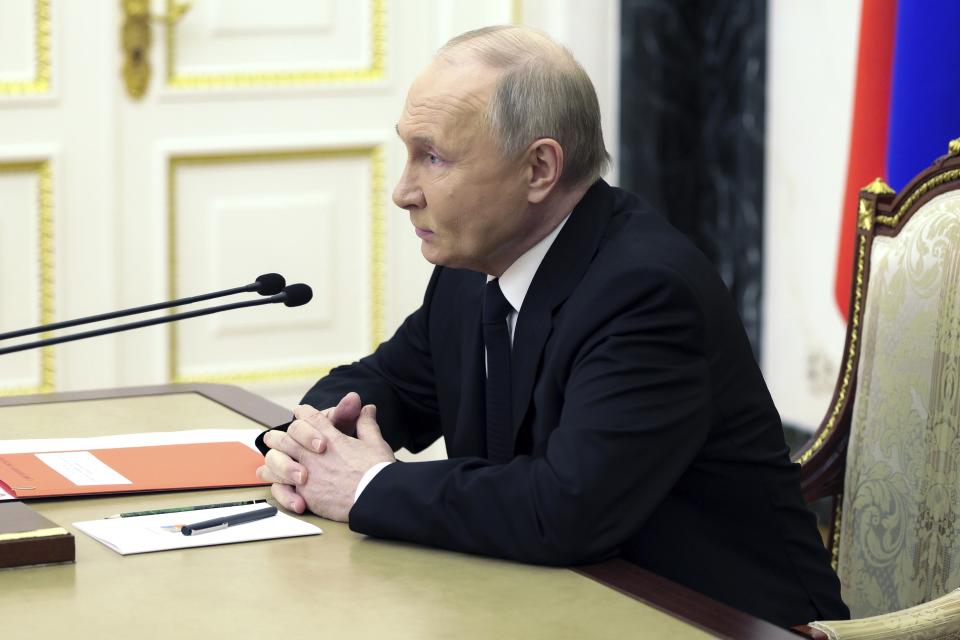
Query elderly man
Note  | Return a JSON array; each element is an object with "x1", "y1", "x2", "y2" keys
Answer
[{"x1": 257, "y1": 26, "x2": 848, "y2": 627}]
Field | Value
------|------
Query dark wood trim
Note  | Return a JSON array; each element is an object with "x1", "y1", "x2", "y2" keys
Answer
[
  {"x1": 875, "y1": 151, "x2": 960, "y2": 236},
  {"x1": 0, "y1": 383, "x2": 291, "y2": 428},
  {"x1": 874, "y1": 179, "x2": 960, "y2": 237},
  {"x1": 576, "y1": 560, "x2": 805, "y2": 639},
  {"x1": 790, "y1": 624, "x2": 828, "y2": 639}
]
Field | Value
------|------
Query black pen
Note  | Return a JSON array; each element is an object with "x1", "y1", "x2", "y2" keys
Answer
[{"x1": 180, "y1": 505, "x2": 278, "y2": 536}]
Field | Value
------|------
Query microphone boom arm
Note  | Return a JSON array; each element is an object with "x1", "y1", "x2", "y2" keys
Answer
[
  {"x1": 0, "y1": 294, "x2": 282, "y2": 356},
  {"x1": 0, "y1": 273, "x2": 285, "y2": 342}
]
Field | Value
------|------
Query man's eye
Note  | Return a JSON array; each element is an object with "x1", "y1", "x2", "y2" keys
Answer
[{"x1": 427, "y1": 153, "x2": 442, "y2": 165}]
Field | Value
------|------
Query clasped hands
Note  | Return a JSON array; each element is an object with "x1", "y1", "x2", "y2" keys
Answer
[{"x1": 256, "y1": 392, "x2": 395, "y2": 522}]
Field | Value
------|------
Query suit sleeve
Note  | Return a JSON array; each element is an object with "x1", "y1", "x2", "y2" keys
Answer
[
  {"x1": 273, "y1": 267, "x2": 444, "y2": 454},
  {"x1": 349, "y1": 265, "x2": 715, "y2": 565}
]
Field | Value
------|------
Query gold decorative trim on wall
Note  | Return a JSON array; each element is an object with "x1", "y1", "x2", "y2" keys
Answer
[
  {"x1": 0, "y1": 0, "x2": 52, "y2": 96},
  {"x1": 167, "y1": 146, "x2": 386, "y2": 384},
  {"x1": 369, "y1": 146, "x2": 386, "y2": 350},
  {"x1": 164, "y1": 0, "x2": 387, "y2": 90},
  {"x1": 0, "y1": 160, "x2": 55, "y2": 396}
]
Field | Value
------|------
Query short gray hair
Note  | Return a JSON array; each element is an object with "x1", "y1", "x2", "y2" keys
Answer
[{"x1": 438, "y1": 25, "x2": 610, "y2": 187}]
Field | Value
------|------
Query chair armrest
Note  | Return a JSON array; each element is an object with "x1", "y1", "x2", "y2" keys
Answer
[{"x1": 797, "y1": 588, "x2": 960, "y2": 639}]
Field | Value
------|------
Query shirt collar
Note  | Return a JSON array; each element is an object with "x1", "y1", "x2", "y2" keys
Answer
[{"x1": 487, "y1": 213, "x2": 571, "y2": 313}]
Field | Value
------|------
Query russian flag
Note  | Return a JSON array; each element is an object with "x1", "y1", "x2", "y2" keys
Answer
[{"x1": 834, "y1": 0, "x2": 960, "y2": 318}]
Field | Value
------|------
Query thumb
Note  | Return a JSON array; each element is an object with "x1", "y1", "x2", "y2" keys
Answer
[
  {"x1": 331, "y1": 392, "x2": 362, "y2": 428},
  {"x1": 355, "y1": 404, "x2": 382, "y2": 441}
]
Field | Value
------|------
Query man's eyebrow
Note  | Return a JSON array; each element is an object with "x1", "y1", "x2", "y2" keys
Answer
[{"x1": 394, "y1": 124, "x2": 435, "y2": 147}]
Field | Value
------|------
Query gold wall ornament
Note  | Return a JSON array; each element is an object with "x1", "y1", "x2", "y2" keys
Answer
[
  {"x1": 862, "y1": 177, "x2": 895, "y2": 195},
  {"x1": 121, "y1": 0, "x2": 151, "y2": 100},
  {"x1": 121, "y1": 0, "x2": 192, "y2": 99},
  {"x1": 949, "y1": 138, "x2": 960, "y2": 157}
]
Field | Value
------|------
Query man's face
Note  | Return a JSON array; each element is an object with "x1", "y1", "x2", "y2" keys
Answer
[{"x1": 393, "y1": 59, "x2": 533, "y2": 275}]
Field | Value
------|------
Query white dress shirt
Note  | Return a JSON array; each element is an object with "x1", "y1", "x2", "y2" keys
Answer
[{"x1": 354, "y1": 214, "x2": 572, "y2": 502}]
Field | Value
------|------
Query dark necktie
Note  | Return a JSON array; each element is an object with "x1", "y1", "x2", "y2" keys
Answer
[{"x1": 483, "y1": 279, "x2": 514, "y2": 463}]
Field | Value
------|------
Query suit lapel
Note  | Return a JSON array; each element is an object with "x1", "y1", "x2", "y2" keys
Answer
[{"x1": 510, "y1": 180, "x2": 615, "y2": 439}]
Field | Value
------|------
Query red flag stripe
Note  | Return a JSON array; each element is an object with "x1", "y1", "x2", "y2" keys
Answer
[{"x1": 834, "y1": 0, "x2": 897, "y2": 318}]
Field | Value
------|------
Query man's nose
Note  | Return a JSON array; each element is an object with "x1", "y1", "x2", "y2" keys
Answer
[{"x1": 393, "y1": 168, "x2": 426, "y2": 210}]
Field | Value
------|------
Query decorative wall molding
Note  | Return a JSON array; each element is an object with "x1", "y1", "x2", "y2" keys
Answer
[
  {"x1": 0, "y1": 159, "x2": 55, "y2": 395},
  {"x1": 166, "y1": 145, "x2": 386, "y2": 384},
  {"x1": 0, "y1": 0, "x2": 51, "y2": 96},
  {"x1": 164, "y1": 0, "x2": 387, "y2": 90}
]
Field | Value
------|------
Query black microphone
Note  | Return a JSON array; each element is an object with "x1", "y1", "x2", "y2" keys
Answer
[
  {"x1": 0, "y1": 283, "x2": 313, "y2": 356},
  {"x1": 0, "y1": 273, "x2": 286, "y2": 342}
]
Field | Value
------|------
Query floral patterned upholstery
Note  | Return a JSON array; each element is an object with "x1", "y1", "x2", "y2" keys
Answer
[{"x1": 836, "y1": 190, "x2": 960, "y2": 618}]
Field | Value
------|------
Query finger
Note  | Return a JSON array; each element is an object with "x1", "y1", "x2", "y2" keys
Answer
[
  {"x1": 287, "y1": 417, "x2": 329, "y2": 454},
  {"x1": 263, "y1": 448, "x2": 308, "y2": 485},
  {"x1": 330, "y1": 392, "x2": 362, "y2": 428},
  {"x1": 293, "y1": 404, "x2": 322, "y2": 421},
  {"x1": 303, "y1": 409, "x2": 349, "y2": 446},
  {"x1": 271, "y1": 482, "x2": 305, "y2": 514},
  {"x1": 355, "y1": 404, "x2": 384, "y2": 442},
  {"x1": 257, "y1": 463, "x2": 297, "y2": 486},
  {"x1": 256, "y1": 464, "x2": 277, "y2": 483},
  {"x1": 264, "y1": 426, "x2": 317, "y2": 459}
]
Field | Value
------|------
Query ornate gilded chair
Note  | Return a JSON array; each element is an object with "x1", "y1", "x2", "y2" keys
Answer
[{"x1": 791, "y1": 138, "x2": 960, "y2": 639}]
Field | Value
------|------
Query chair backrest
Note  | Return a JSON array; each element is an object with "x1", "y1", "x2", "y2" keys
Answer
[{"x1": 793, "y1": 139, "x2": 960, "y2": 619}]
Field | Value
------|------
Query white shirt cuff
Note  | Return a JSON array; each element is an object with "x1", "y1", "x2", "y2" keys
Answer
[{"x1": 354, "y1": 461, "x2": 393, "y2": 503}]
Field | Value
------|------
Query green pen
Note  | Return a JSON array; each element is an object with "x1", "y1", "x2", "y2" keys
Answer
[{"x1": 105, "y1": 499, "x2": 267, "y2": 519}]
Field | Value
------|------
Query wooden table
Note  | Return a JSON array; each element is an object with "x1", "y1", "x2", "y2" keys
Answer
[{"x1": 0, "y1": 384, "x2": 798, "y2": 639}]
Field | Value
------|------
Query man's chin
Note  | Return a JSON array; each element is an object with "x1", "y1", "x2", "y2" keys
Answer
[
  {"x1": 420, "y1": 244, "x2": 444, "y2": 266},
  {"x1": 420, "y1": 245, "x2": 469, "y2": 271}
]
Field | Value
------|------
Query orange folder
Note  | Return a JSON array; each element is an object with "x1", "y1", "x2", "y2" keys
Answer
[{"x1": 0, "y1": 442, "x2": 268, "y2": 499}]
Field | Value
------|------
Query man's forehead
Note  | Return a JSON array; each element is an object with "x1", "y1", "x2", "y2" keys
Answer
[{"x1": 397, "y1": 60, "x2": 498, "y2": 132}]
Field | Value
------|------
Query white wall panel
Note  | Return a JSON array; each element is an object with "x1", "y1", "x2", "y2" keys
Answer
[
  {"x1": 206, "y1": 194, "x2": 337, "y2": 333},
  {"x1": 0, "y1": 162, "x2": 49, "y2": 393},
  {"x1": 0, "y1": 0, "x2": 35, "y2": 81},
  {"x1": 762, "y1": 0, "x2": 861, "y2": 430},
  {"x1": 176, "y1": 0, "x2": 369, "y2": 73},
  {"x1": 170, "y1": 148, "x2": 378, "y2": 383}
]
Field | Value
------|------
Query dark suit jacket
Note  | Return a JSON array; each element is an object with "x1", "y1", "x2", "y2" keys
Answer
[{"x1": 260, "y1": 180, "x2": 848, "y2": 627}]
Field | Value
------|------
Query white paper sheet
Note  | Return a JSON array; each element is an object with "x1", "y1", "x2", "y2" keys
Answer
[
  {"x1": 35, "y1": 451, "x2": 133, "y2": 486},
  {"x1": 74, "y1": 504, "x2": 321, "y2": 555}
]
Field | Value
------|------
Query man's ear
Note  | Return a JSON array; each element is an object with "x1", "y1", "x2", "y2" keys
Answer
[{"x1": 525, "y1": 138, "x2": 563, "y2": 204}]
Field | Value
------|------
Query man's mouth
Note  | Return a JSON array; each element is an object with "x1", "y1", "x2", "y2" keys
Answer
[{"x1": 414, "y1": 226, "x2": 433, "y2": 239}]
